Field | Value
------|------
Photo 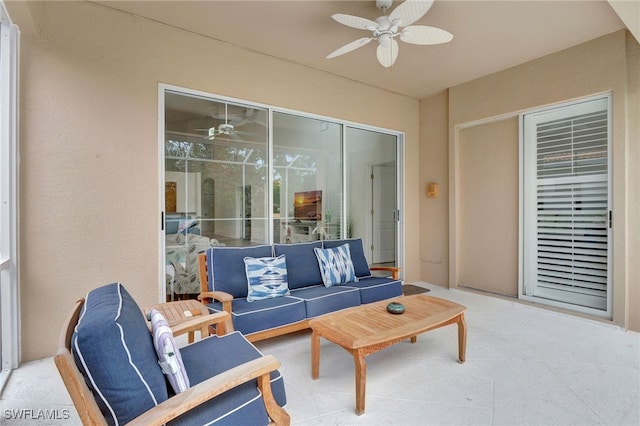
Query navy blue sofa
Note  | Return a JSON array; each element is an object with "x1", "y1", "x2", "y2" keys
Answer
[
  {"x1": 60, "y1": 283, "x2": 289, "y2": 425},
  {"x1": 198, "y1": 239, "x2": 402, "y2": 342}
]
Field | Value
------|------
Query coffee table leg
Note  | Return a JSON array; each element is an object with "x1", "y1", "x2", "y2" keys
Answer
[
  {"x1": 311, "y1": 330, "x2": 320, "y2": 379},
  {"x1": 458, "y1": 313, "x2": 467, "y2": 363},
  {"x1": 354, "y1": 351, "x2": 366, "y2": 415}
]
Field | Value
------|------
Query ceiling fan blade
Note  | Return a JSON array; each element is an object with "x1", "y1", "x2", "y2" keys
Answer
[
  {"x1": 376, "y1": 39, "x2": 399, "y2": 68},
  {"x1": 327, "y1": 37, "x2": 373, "y2": 59},
  {"x1": 389, "y1": 0, "x2": 434, "y2": 27},
  {"x1": 400, "y1": 25, "x2": 453, "y2": 45},
  {"x1": 331, "y1": 13, "x2": 377, "y2": 30}
]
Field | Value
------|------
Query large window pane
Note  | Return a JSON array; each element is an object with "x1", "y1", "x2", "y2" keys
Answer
[
  {"x1": 162, "y1": 88, "x2": 403, "y2": 299},
  {"x1": 273, "y1": 113, "x2": 342, "y2": 243},
  {"x1": 346, "y1": 127, "x2": 398, "y2": 266},
  {"x1": 164, "y1": 92, "x2": 268, "y2": 299}
]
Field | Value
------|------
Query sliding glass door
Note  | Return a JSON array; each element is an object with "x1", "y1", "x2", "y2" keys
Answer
[
  {"x1": 162, "y1": 87, "x2": 402, "y2": 298},
  {"x1": 163, "y1": 91, "x2": 270, "y2": 299},
  {"x1": 273, "y1": 112, "x2": 343, "y2": 243},
  {"x1": 346, "y1": 127, "x2": 399, "y2": 267}
]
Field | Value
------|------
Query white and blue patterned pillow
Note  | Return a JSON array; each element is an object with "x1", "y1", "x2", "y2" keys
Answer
[
  {"x1": 314, "y1": 243, "x2": 357, "y2": 287},
  {"x1": 149, "y1": 309, "x2": 190, "y2": 394},
  {"x1": 244, "y1": 255, "x2": 290, "y2": 302}
]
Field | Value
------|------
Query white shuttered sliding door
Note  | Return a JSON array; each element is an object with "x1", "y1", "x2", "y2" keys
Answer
[{"x1": 522, "y1": 96, "x2": 611, "y2": 315}]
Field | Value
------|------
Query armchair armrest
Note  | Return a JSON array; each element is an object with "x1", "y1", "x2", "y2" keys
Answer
[
  {"x1": 126, "y1": 354, "x2": 290, "y2": 426},
  {"x1": 369, "y1": 266, "x2": 402, "y2": 280}
]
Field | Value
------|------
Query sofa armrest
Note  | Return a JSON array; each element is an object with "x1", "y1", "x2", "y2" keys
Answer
[
  {"x1": 126, "y1": 355, "x2": 290, "y2": 426},
  {"x1": 369, "y1": 266, "x2": 402, "y2": 280},
  {"x1": 170, "y1": 311, "x2": 234, "y2": 337},
  {"x1": 197, "y1": 290, "x2": 233, "y2": 304}
]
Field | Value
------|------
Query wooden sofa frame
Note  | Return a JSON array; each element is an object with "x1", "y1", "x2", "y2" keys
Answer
[
  {"x1": 197, "y1": 252, "x2": 401, "y2": 343},
  {"x1": 55, "y1": 298, "x2": 290, "y2": 425}
]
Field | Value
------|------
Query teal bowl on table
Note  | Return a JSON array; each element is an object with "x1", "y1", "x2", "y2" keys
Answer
[{"x1": 386, "y1": 302, "x2": 405, "y2": 314}]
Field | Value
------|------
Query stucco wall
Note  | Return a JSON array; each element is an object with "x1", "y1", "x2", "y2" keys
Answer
[
  {"x1": 420, "y1": 30, "x2": 640, "y2": 330},
  {"x1": 17, "y1": 1, "x2": 420, "y2": 361},
  {"x1": 419, "y1": 90, "x2": 449, "y2": 286}
]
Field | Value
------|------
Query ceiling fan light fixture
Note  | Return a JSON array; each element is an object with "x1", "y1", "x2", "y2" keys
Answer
[
  {"x1": 378, "y1": 33, "x2": 393, "y2": 47},
  {"x1": 327, "y1": 0, "x2": 452, "y2": 68}
]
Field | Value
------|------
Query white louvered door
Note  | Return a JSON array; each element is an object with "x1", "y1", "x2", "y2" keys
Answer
[{"x1": 522, "y1": 96, "x2": 611, "y2": 314}]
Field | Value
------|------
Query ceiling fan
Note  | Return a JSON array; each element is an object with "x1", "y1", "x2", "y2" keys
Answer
[{"x1": 327, "y1": 0, "x2": 453, "y2": 68}]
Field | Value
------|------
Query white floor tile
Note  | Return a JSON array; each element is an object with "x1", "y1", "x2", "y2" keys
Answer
[{"x1": 1, "y1": 283, "x2": 638, "y2": 425}]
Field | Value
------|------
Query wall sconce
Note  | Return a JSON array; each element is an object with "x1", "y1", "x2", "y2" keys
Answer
[{"x1": 426, "y1": 182, "x2": 438, "y2": 198}]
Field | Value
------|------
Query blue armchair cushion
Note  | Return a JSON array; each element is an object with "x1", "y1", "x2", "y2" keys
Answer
[
  {"x1": 171, "y1": 331, "x2": 286, "y2": 425},
  {"x1": 323, "y1": 238, "x2": 372, "y2": 277},
  {"x1": 244, "y1": 255, "x2": 290, "y2": 302},
  {"x1": 273, "y1": 241, "x2": 323, "y2": 289},
  {"x1": 206, "y1": 245, "x2": 273, "y2": 298},
  {"x1": 72, "y1": 283, "x2": 168, "y2": 425},
  {"x1": 150, "y1": 309, "x2": 190, "y2": 394},
  {"x1": 313, "y1": 243, "x2": 357, "y2": 287}
]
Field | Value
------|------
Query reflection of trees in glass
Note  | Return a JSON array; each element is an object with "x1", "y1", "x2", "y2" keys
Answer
[
  {"x1": 165, "y1": 139, "x2": 191, "y2": 158},
  {"x1": 273, "y1": 152, "x2": 317, "y2": 172},
  {"x1": 166, "y1": 136, "x2": 270, "y2": 222},
  {"x1": 273, "y1": 181, "x2": 280, "y2": 214}
]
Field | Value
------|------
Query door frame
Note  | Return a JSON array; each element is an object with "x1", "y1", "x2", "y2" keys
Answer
[
  {"x1": 0, "y1": 11, "x2": 20, "y2": 383},
  {"x1": 519, "y1": 93, "x2": 612, "y2": 318},
  {"x1": 159, "y1": 83, "x2": 406, "y2": 299}
]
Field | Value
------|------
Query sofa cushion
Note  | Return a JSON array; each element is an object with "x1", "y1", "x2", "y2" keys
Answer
[
  {"x1": 206, "y1": 296, "x2": 306, "y2": 336},
  {"x1": 290, "y1": 285, "x2": 361, "y2": 318},
  {"x1": 323, "y1": 238, "x2": 371, "y2": 277},
  {"x1": 150, "y1": 309, "x2": 189, "y2": 394},
  {"x1": 72, "y1": 283, "x2": 168, "y2": 425},
  {"x1": 347, "y1": 276, "x2": 403, "y2": 304},
  {"x1": 172, "y1": 331, "x2": 286, "y2": 425},
  {"x1": 273, "y1": 241, "x2": 323, "y2": 289},
  {"x1": 206, "y1": 245, "x2": 273, "y2": 297},
  {"x1": 244, "y1": 255, "x2": 290, "y2": 302},
  {"x1": 314, "y1": 243, "x2": 357, "y2": 287}
]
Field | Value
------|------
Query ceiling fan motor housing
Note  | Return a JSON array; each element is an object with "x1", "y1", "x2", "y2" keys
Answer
[{"x1": 376, "y1": 0, "x2": 393, "y2": 12}]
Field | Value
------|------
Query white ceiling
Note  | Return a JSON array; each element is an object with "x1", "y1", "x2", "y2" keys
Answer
[{"x1": 91, "y1": 0, "x2": 626, "y2": 99}]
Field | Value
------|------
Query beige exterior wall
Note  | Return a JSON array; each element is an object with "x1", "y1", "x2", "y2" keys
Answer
[
  {"x1": 419, "y1": 90, "x2": 449, "y2": 286},
  {"x1": 16, "y1": 2, "x2": 420, "y2": 361},
  {"x1": 420, "y1": 30, "x2": 640, "y2": 331},
  {"x1": 457, "y1": 118, "x2": 519, "y2": 296}
]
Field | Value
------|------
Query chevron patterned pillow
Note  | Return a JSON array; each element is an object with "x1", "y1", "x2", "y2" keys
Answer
[{"x1": 314, "y1": 243, "x2": 357, "y2": 287}]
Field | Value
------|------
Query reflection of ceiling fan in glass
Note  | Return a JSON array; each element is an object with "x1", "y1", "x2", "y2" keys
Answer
[
  {"x1": 196, "y1": 104, "x2": 261, "y2": 141},
  {"x1": 194, "y1": 104, "x2": 249, "y2": 141}
]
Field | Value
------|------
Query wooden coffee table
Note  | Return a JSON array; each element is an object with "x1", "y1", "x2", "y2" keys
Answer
[{"x1": 309, "y1": 294, "x2": 466, "y2": 415}]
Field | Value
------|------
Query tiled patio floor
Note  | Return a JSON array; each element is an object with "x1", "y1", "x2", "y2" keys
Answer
[{"x1": 1, "y1": 282, "x2": 638, "y2": 425}]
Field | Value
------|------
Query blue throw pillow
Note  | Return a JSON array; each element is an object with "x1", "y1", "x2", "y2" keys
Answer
[
  {"x1": 149, "y1": 309, "x2": 190, "y2": 394},
  {"x1": 244, "y1": 255, "x2": 290, "y2": 302},
  {"x1": 323, "y1": 238, "x2": 371, "y2": 277},
  {"x1": 313, "y1": 243, "x2": 357, "y2": 287}
]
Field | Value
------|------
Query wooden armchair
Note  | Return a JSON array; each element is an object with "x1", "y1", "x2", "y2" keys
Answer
[{"x1": 55, "y1": 283, "x2": 290, "y2": 425}]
